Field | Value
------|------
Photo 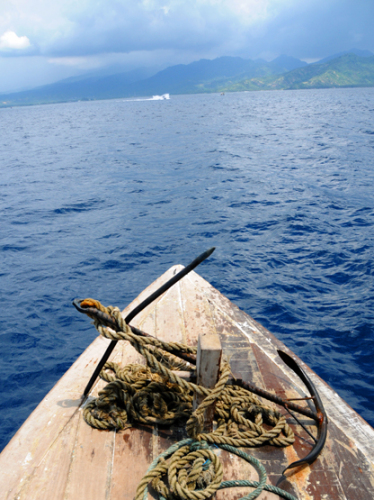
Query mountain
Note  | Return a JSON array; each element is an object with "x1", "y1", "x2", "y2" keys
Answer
[
  {"x1": 317, "y1": 48, "x2": 373, "y2": 64},
  {"x1": 0, "y1": 55, "x2": 306, "y2": 107},
  {"x1": 1, "y1": 52, "x2": 373, "y2": 107},
  {"x1": 0, "y1": 67, "x2": 162, "y2": 106},
  {"x1": 223, "y1": 54, "x2": 374, "y2": 92},
  {"x1": 115, "y1": 56, "x2": 286, "y2": 96},
  {"x1": 268, "y1": 55, "x2": 308, "y2": 72}
]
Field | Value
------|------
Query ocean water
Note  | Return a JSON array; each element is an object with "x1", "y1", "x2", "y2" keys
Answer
[{"x1": 0, "y1": 88, "x2": 373, "y2": 451}]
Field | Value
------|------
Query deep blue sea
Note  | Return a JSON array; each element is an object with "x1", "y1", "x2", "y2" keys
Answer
[{"x1": 1, "y1": 88, "x2": 373, "y2": 451}]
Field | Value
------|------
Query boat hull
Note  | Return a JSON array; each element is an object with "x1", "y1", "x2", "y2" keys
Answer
[{"x1": 1, "y1": 266, "x2": 373, "y2": 499}]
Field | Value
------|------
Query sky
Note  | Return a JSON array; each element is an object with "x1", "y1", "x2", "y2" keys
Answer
[{"x1": 0, "y1": 0, "x2": 373, "y2": 93}]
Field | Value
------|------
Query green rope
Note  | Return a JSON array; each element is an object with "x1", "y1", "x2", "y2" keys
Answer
[
  {"x1": 140, "y1": 439, "x2": 298, "y2": 500},
  {"x1": 218, "y1": 444, "x2": 297, "y2": 500},
  {"x1": 219, "y1": 480, "x2": 298, "y2": 500},
  {"x1": 217, "y1": 443, "x2": 266, "y2": 500},
  {"x1": 142, "y1": 438, "x2": 194, "y2": 500}
]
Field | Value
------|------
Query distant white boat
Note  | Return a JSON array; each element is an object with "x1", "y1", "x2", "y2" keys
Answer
[
  {"x1": 123, "y1": 93, "x2": 170, "y2": 102},
  {"x1": 152, "y1": 94, "x2": 170, "y2": 100}
]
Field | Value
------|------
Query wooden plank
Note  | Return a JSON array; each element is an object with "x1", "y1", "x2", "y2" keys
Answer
[
  {"x1": 193, "y1": 331, "x2": 222, "y2": 431},
  {"x1": 59, "y1": 334, "x2": 123, "y2": 500},
  {"x1": 9, "y1": 410, "x2": 81, "y2": 500},
  {"x1": 154, "y1": 277, "x2": 185, "y2": 344},
  {"x1": 209, "y1": 298, "x2": 264, "y2": 388},
  {"x1": 204, "y1": 281, "x2": 294, "y2": 498},
  {"x1": 216, "y1": 292, "x2": 374, "y2": 467},
  {"x1": 109, "y1": 295, "x2": 155, "y2": 500},
  {"x1": 64, "y1": 418, "x2": 115, "y2": 500},
  {"x1": 111, "y1": 426, "x2": 153, "y2": 500},
  {"x1": 217, "y1": 446, "x2": 284, "y2": 500},
  {"x1": 179, "y1": 272, "x2": 216, "y2": 348},
  {"x1": 0, "y1": 335, "x2": 111, "y2": 500}
]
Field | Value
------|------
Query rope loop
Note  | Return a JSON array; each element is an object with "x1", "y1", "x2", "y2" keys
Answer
[
  {"x1": 80, "y1": 298, "x2": 298, "y2": 500},
  {"x1": 82, "y1": 298, "x2": 295, "y2": 449},
  {"x1": 137, "y1": 439, "x2": 298, "y2": 500},
  {"x1": 135, "y1": 440, "x2": 223, "y2": 500}
]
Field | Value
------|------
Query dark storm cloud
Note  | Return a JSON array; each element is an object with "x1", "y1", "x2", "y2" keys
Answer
[
  {"x1": 246, "y1": 0, "x2": 374, "y2": 59},
  {"x1": 40, "y1": 0, "x2": 374, "y2": 61},
  {"x1": 45, "y1": 1, "x2": 240, "y2": 57}
]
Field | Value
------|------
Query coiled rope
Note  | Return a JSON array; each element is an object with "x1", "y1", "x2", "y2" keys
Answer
[
  {"x1": 136, "y1": 439, "x2": 297, "y2": 500},
  {"x1": 81, "y1": 299, "x2": 297, "y2": 500}
]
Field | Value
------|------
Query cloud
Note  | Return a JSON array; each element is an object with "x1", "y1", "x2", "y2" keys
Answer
[
  {"x1": 243, "y1": 0, "x2": 374, "y2": 60},
  {"x1": 0, "y1": 1, "x2": 291, "y2": 58},
  {"x1": 36, "y1": 0, "x2": 374, "y2": 61},
  {"x1": 0, "y1": 31, "x2": 31, "y2": 50},
  {"x1": 1, "y1": 0, "x2": 374, "y2": 62},
  {"x1": 45, "y1": 1, "x2": 244, "y2": 56},
  {"x1": 1, "y1": 0, "x2": 374, "y2": 92}
]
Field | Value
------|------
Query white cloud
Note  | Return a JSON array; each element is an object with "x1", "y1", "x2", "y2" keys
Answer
[{"x1": 0, "y1": 31, "x2": 30, "y2": 50}]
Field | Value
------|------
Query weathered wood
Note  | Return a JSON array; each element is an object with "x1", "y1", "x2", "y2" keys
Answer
[
  {"x1": 1, "y1": 265, "x2": 374, "y2": 500},
  {"x1": 193, "y1": 331, "x2": 222, "y2": 431},
  {"x1": 0, "y1": 335, "x2": 111, "y2": 500}
]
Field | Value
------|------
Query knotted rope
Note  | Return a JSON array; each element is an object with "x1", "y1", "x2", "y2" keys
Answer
[
  {"x1": 81, "y1": 299, "x2": 297, "y2": 500},
  {"x1": 136, "y1": 439, "x2": 297, "y2": 500}
]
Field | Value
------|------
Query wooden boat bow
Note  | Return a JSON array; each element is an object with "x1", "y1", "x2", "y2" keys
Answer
[{"x1": 1, "y1": 262, "x2": 373, "y2": 500}]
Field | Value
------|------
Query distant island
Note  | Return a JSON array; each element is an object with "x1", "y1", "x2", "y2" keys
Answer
[
  {"x1": 221, "y1": 53, "x2": 374, "y2": 92},
  {"x1": 1, "y1": 49, "x2": 373, "y2": 108}
]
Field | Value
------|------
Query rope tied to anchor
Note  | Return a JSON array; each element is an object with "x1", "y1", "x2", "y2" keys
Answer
[
  {"x1": 82, "y1": 301, "x2": 294, "y2": 447},
  {"x1": 80, "y1": 298, "x2": 297, "y2": 500}
]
